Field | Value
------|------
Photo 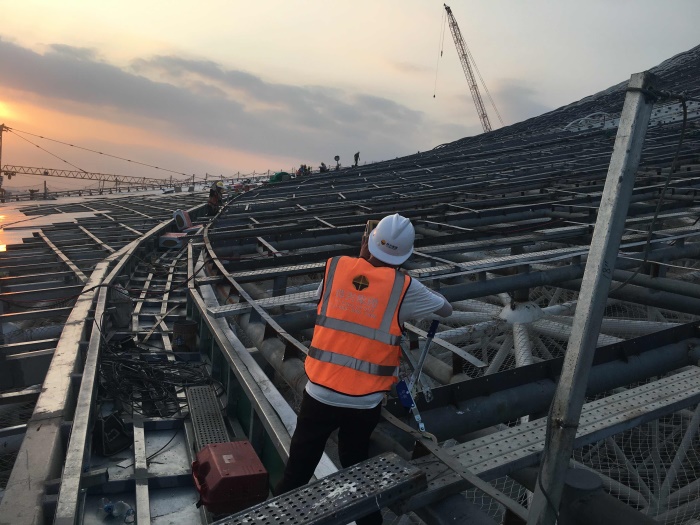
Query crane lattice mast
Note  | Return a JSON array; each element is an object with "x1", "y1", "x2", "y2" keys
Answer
[{"x1": 444, "y1": 4, "x2": 492, "y2": 133}]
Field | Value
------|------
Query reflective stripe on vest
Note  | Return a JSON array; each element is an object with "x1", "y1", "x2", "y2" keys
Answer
[
  {"x1": 307, "y1": 346, "x2": 396, "y2": 376},
  {"x1": 314, "y1": 315, "x2": 402, "y2": 346}
]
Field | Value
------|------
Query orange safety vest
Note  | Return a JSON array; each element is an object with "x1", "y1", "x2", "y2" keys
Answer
[{"x1": 305, "y1": 256, "x2": 411, "y2": 396}]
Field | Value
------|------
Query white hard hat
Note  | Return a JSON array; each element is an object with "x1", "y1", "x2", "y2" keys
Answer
[{"x1": 368, "y1": 214, "x2": 414, "y2": 265}]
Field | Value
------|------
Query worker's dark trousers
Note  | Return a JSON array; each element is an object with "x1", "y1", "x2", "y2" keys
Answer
[{"x1": 274, "y1": 391, "x2": 384, "y2": 525}]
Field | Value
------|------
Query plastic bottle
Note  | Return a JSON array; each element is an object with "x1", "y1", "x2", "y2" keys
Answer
[
  {"x1": 97, "y1": 498, "x2": 134, "y2": 521},
  {"x1": 97, "y1": 498, "x2": 113, "y2": 519},
  {"x1": 112, "y1": 500, "x2": 132, "y2": 518}
]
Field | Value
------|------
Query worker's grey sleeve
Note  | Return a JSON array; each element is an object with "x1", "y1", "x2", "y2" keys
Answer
[{"x1": 399, "y1": 279, "x2": 452, "y2": 324}]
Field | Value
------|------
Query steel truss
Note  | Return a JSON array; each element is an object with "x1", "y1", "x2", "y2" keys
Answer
[
  {"x1": 201, "y1": 51, "x2": 700, "y2": 524},
  {"x1": 1, "y1": 45, "x2": 700, "y2": 525}
]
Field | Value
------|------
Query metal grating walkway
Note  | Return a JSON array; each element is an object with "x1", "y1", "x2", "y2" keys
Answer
[
  {"x1": 403, "y1": 366, "x2": 700, "y2": 511},
  {"x1": 213, "y1": 452, "x2": 426, "y2": 525},
  {"x1": 207, "y1": 290, "x2": 318, "y2": 318},
  {"x1": 187, "y1": 385, "x2": 230, "y2": 450}
]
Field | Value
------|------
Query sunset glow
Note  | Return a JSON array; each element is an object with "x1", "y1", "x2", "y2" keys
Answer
[{"x1": 0, "y1": 1, "x2": 698, "y2": 188}]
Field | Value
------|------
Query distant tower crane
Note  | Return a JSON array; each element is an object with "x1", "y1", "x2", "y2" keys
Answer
[
  {"x1": 0, "y1": 124, "x2": 186, "y2": 194},
  {"x1": 443, "y1": 4, "x2": 497, "y2": 133}
]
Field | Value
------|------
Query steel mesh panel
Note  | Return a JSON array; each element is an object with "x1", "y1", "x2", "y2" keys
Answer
[
  {"x1": 0, "y1": 451, "x2": 19, "y2": 491},
  {"x1": 573, "y1": 399, "x2": 700, "y2": 525},
  {"x1": 186, "y1": 385, "x2": 229, "y2": 450}
]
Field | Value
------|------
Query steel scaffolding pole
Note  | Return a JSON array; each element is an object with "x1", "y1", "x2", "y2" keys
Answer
[{"x1": 528, "y1": 71, "x2": 657, "y2": 524}]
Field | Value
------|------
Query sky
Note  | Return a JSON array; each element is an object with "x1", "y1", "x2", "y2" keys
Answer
[{"x1": 0, "y1": 0, "x2": 699, "y2": 191}]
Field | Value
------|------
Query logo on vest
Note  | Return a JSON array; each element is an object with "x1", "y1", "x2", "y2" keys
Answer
[{"x1": 352, "y1": 275, "x2": 370, "y2": 291}]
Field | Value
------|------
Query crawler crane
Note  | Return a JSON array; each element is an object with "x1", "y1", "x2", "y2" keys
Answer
[{"x1": 443, "y1": 4, "x2": 498, "y2": 133}]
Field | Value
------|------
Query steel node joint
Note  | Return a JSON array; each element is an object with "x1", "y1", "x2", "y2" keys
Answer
[{"x1": 553, "y1": 417, "x2": 578, "y2": 430}]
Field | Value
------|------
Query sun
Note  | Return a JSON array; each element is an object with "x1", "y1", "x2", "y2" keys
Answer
[{"x1": 0, "y1": 102, "x2": 15, "y2": 120}]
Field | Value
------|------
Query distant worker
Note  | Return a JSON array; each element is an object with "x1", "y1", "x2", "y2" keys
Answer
[
  {"x1": 274, "y1": 214, "x2": 452, "y2": 525},
  {"x1": 297, "y1": 164, "x2": 310, "y2": 177},
  {"x1": 354, "y1": 151, "x2": 360, "y2": 167},
  {"x1": 319, "y1": 162, "x2": 328, "y2": 173},
  {"x1": 206, "y1": 180, "x2": 224, "y2": 216}
]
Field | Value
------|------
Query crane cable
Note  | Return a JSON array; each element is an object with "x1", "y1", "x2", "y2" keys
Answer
[
  {"x1": 464, "y1": 45, "x2": 505, "y2": 127},
  {"x1": 6, "y1": 128, "x2": 88, "y2": 173},
  {"x1": 433, "y1": 9, "x2": 447, "y2": 98},
  {"x1": 4, "y1": 127, "x2": 278, "y2": 182},
  {"x1": 6, "y1": 126, "x2": 190, "y2": 177}
]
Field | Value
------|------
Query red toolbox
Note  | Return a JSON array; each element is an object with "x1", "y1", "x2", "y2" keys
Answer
[{"x1": 192, "y1": 441, "x2": 269, "y2": 515}]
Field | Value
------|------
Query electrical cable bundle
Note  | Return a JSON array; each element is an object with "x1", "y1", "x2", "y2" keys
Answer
[{"x1": 98, "y1": 349, "x2": 217, "y2": 418}]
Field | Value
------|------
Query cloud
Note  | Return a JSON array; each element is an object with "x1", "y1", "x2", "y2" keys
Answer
[
  {"x1": 389, "y1": 61, "x2": 432, "y2": 75},
  {"x1": 491, "y1": 80, "x2": 553, "y2": 125},
  {"x1": 49, "y1": 44, "x2": 100, "y2": 62},
  {"x1": 0, "y1": 38, "x2": 433, "y2": 165}
]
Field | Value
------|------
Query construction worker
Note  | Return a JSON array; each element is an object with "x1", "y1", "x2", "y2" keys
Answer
[
  {"x1": 274, "y1": 214, "x2": 452, "y2": 525},
  {"x1": 206, "y1": 181, "x2": 224, "y2": 215},
  {"x1": 354, "y1": 151, "x2": 360, "y2": 167}
]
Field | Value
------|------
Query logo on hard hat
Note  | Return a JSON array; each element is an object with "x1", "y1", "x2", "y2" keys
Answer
[{"x1": 380, "y1": 239, "x2": 398, "y2": 250}]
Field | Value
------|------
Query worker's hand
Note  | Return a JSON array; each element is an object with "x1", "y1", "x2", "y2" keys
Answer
[{"x1": 359, "y1": 234, "x2": 370, "y2": 260}]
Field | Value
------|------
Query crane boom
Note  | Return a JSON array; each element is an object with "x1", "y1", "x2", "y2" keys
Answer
[
  {"x1": 1, "y1": 165, "x2": 179, "y2": 187},
  {"x1": 444, "y1": 4, "x2": 492, "y2": 133}
]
